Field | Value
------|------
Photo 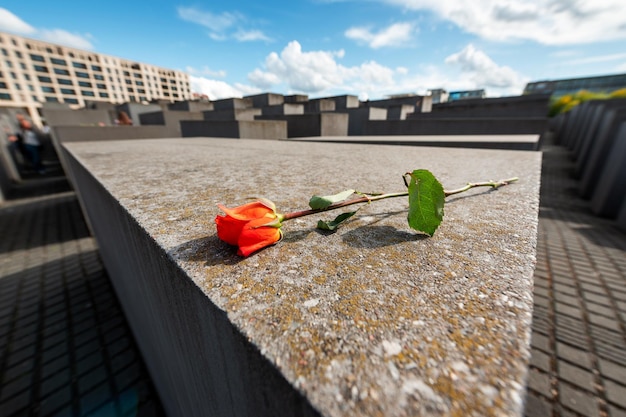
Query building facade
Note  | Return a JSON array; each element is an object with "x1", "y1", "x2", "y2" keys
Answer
[
  {"x1": 448, "y1": 89, "x2": 486, "y2": 101},
  {"x1": 524, "y1": 73, "x2": 626, "y2": 98},
  {"x1": 0, "y1": 31, "x2": 191, "y2": 123}
]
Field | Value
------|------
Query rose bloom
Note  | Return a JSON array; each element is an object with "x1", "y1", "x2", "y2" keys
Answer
[{"x1": 215, "y1": 200, "x2": 283, "y2": 257}]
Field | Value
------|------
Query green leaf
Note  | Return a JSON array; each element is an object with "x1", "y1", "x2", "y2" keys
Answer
[
  {"x1": 309, "y1": 189, "x2": 355, "y2": 210},
  {"x1": 316, "y1": 211, "x2": 357, "y2": 231},
  {"x1": 407, "y1": 169, "x2": 445, "y2": 236}
]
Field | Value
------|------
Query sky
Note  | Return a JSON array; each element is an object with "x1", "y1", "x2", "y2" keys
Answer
[{"x1": 1, "y1": 1, "x2": 626, "y2": 101}]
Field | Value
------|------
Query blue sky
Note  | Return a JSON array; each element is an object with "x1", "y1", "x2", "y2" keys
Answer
[{"x1": 2, "y1": 1, "x2": 626, "y2": 100}]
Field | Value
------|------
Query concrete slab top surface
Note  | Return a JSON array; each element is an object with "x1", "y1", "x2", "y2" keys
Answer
[
  {"x1": 63, "y1": 137, "x2": 541, "y2": 417},
  {"x1": 288, "y1": 134, "x2": 540, "y2": 144}
]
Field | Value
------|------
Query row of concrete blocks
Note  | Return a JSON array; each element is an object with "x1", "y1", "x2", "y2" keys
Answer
[
  {"x1": 41, "y1": 106, "x2": 549, "y2": 140},
  {"x1": 551, "y1": 98, "x2": 626, "y2": 231},
  {"x1": 175, "y1": 92, "x2": 550, "y2": 118},
  {"x1": 158, "y1": 93, "x2": 550, "y2": 138}
]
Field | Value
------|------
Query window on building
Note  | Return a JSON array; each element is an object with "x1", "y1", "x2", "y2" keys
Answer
[
  {"x1": 136, "y1": 81, "x2": 144, "y2": 86},
  {"x1": 82, "y1": 90, "x2": 95, "y2": 97},
  {"x1": 28, "y1": 85, "x2": 34, "y2": 91},
  {"x1": 14, "y1": 83, "x2": 21, "y2": 90},
  {"x1": 34, "y1": 65, "x2": 48, "y2": 73},
  {"x1": 125, "y1": 79, "x2": 132, "y2": 85},
  {"x1": 133, "y1": 73, "x2": 141, "y2": 78},
  {"x1": 14, "y1": 51, "x2": 22, "y2": 58},
  {"x1": 20, "y1": 63, "x2": 26, "y2": 70},
  {"x1": 99, "y1": 92, "x2": 109, "y2": 98},
  {"x1": 96, "y1": 83, "x2": 106, "y2": 89},
  {"x1": 138, "y1": 89, "x2": 145, "y2": 94},
  {"x1": 37, "y1": 76, "x2": 52, "y2": 83},
  {"x1": 60, "y1": 88, "x2": 76, "y2": 95},
  {"x1": 75, "y1": 71, "x2": 89, "y2": 78},
  {"x1": 129, "y1": 95, "x2": 136, "y2": 101},
  {"x1": 50, "y1": 58, "x2": 67, "y2": 66},
  {"x1": 0, "y1": 82, "x2": 6, "y2": 89},
  {"x1": 5, "y1": 60, "x2": 12, "y2": 68},
  {"x1": 72, "y1": 62, "x2": 87, "y2": 69},
  {"x1": 78, "y1": 81, "x2": 92, "y2": 88},
  {"x1": 42, "y1": 86, "x2": 55, "y2": 93},
  {"x1": 91, "y1": 65, "x2": 102, "y2": 72},
  {"x1": 123, "y1": 71, "x2": 130, "y2": 76},
  {"x1": 64, "y1": 98, "x2": 79, "y2": 104},
  {"x1": 45, "y1": 96, "x2": 59, "y2": 103},
  {"x1": 127, "y1": 87, "x2": 134, "y2": 92},
  {"x1": 57, "y1": 78, "x2": 72, "y2": 85},
  {"x1": 54, "y1": 68, "x2": 70, "y2": 76},
  {"x1": 94, "y1": 74, "x2": 104, "y2": 80},
  {"x1": 30, "y1": 54, "x2": 45, "y2": 62},
  {"x1": 0, "y1": 93, "x2": 11, "y2": 100}
]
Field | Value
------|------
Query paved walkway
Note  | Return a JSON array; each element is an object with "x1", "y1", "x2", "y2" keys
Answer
[
  {"x1": 0, "y1": 164, "x2": 165, "y2": 416},
  {"x1": 0, "y1": 144, "x2": 625, "y2": 417},
  {"x1": 524, "y1": 145, "x2": 626, "y2": 417}
]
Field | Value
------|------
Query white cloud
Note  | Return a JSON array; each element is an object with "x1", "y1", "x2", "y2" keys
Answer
[
  {"x1": 250, "y1": 41, "x2": 346, "y2": 93},
  {"x1": 186, "y1": 66, "x2": 227, "y2": 78},
  {"x1": 177, "y1": 7, "x2": 240, "y2": 32},
  {"x1": 246, "y1": 41, "x2": 416, "y2": 99},
  {"x1": 247, "y1": 69, "x2": 282, "y2": 89},
  {"x1": 233, "y1": 29, "x2": 272, "y2": 42},
  {"x1": 380, "y1": 0, "x2": 626, "y2": 45},
  {"x1": 396, "y1": 66, "x2": 409, "y2": 75},
  {"x1": 177, "y1": 6, "x2": 270, "y2": 42},
  {"x1": 444, "y1": 44, "x2": 527, "y2": 94},
  {"x1": 194, "y1": 41, "x2": 524, "y2": 100},
  {"x1": 0, "y1": 8, "x2": 93, "y2": 49},
  {"x1": 345, "y1": 22, "x2": 415, "y2": 48},
  {"x1": 39, "y1": 29, "x2": 94, "y2": 50},
  {"x1": 189, "y1": 75, "x2": 262, "y2": 100},
  {"x1": 397, "y1": 64, "x2": 472, "y2": 95},
  {"x1": 0, "y1": 8, "x2": 35, "y2": 34}
]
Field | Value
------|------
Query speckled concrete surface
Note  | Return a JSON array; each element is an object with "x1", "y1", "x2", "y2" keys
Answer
[
  {"x1": 287, "y1": 135, "x2": 541, "y2": 151},
  {"x1": 288, "y1": 134, "x2": 540, "y2": 144},
  {"x1": 63, "y1": 137, "x2": 542, "y2": 417}
]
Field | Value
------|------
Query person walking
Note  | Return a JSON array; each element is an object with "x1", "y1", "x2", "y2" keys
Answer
[{"x1": 17, "y1": 117, "x2": 45, "y2": 174}]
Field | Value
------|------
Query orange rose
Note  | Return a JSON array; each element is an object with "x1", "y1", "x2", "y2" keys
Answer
[{"x1": 215, "y1": 200, "x2": 283, "y2": 257}]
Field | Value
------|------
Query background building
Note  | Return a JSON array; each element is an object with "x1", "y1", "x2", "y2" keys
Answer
[
  {"x1": 0, "y1": 31, "x2": 191, "y2": 124},
  {"x1": 427, "y1": 88, "x2": 449, "y2": 104},
  {"x1": 448, "y1": 89, "x2": 486, "y2": 101},
  {"x1": 524, "y1": 73, "x2": 626, "y2": 98}
]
